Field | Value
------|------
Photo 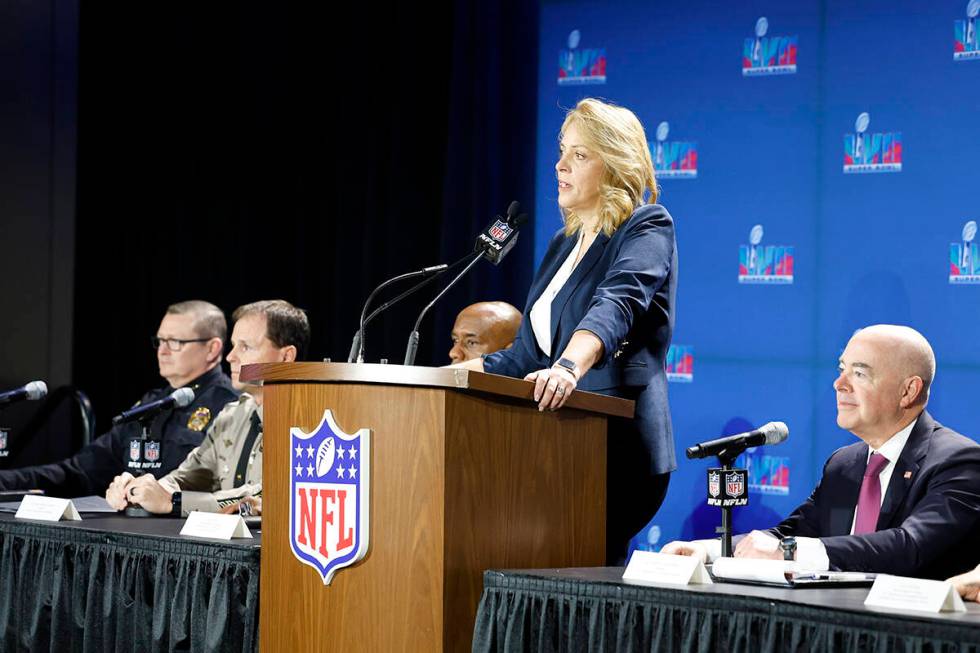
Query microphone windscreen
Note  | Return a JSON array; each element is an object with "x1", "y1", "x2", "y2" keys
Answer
[
  {"x1": 761, "y1": 421, "x2": 789, "y2": 445},
  {"x1": 25, "y1": 381, "x2": 48, "y2": 400},
  {"x1": 171, "y1": 387, "x2": 196, "y2": 408},
  {"x1": 506, "y1": 200, "x2": 521, "y2": 219}
]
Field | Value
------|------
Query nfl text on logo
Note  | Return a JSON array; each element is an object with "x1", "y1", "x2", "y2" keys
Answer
[
  {"x1": 706, "y1": 468, "x2": 748, "y2": 508},
  {"x1": 290, "y1": 410, "x2": 371, "y2": 585}
]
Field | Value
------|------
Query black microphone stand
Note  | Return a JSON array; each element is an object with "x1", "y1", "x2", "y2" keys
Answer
[
  {"x1": 124, "y1": 418, "x2": 154, "y2": 518},
  {"x1": 403, "y1": 251, "x2": 485, "y2": 366},
  {"x1": 714, "y1": 448, "x2": 740, "y2": 558}
]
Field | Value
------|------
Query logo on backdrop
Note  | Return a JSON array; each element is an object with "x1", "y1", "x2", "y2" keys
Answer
[
  {"x1": 290, "y1": 410, "x2": 370, "y2": 585},
  {"x1": 558, "y1": 29, "x2": 606, "y2": 85},
  {"x1": 950, "y1": 220, "x2": 980, "y2": 284},
  {"x1": 843, "y1": 112, "x2": 902, "y2": 173},
  {"x1": 665, "y1": 344, "x2": 694, "y2": 382},
  {"x1": 652, "y1": 122, "x2": 698, "y2": 179},
  {"x1": 743, "y1": 17, "x2": 798, "y2": 76},
  {"x1": 0, "y1": 428, "x2": 8, "y2": 458},
  {"x1": 955, "y1": 0, "x2": 980, "y2": 60},
  {"x1": 739, "y1": 224, "x2": 794, "y2": 284},
  {"x1": 737, "y1": 448, "x2": 790, "y2": 495}
]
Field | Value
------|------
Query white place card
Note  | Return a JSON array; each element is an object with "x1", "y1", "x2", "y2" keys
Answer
[
  {"x1": 15, "y1": 495, "x2": 82, "y2": 522},
  {"x1": 623, "y1": 550, "x2": 713, "y2": 586},
  {"x1": 864, "y1": 574, "x2": 965, "y2": 613},
  {"x1": 180, "y1": 511, "x2": 252, "y2": 540}
]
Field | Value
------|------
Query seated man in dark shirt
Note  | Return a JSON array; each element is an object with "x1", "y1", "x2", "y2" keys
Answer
[{"x1": 0, "y1": 300, "x2": 239, "y2": 497}]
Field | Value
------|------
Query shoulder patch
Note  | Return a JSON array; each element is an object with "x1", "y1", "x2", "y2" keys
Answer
[{"x1": 187, "y1": 406, "x2": 212, "y2": 432}]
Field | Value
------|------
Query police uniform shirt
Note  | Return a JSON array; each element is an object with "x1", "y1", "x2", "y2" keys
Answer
[
  {"x1": 158, "y1": 392, "x2": 263, "y2": 515},
  {"x1": 0, "y1": 366, "x2": 239, "y2": 496}
]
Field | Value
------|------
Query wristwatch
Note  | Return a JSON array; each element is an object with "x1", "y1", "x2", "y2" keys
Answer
[
  {"x1": 552, "y1": 357, "x2": 579, "y2": 380},
  {"x1": 170, "y1": 491, "x2": 182, "y2": 517},
  {"x1": 780, "y1": 536, "x2": 797, "y2": 561}
]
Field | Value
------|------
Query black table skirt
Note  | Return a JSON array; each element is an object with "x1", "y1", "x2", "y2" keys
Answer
[
  {"x1": 0, "y1": 514, "x2": 260, "y2": 653},
  {"x1": 474, "y1": 568, "x2": 980, "y2": 653}
]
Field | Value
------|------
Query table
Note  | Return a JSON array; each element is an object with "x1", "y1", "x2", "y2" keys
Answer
[
  {"x1": 0, "y1": 512, "x2": 260, "y2": 653},
  {"x1": 474, "y1": 567, "x2": 980, "y2": 652}
]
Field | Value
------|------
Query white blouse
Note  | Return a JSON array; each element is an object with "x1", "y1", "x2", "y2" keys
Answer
[{"x1": 529, "y1": 232, "x2": 585, "y2": 356}]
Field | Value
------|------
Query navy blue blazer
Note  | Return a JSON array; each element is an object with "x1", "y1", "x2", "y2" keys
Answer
[
  {"x1": 483, "y1": 204, "x2": 678, "y2": 475},
  {"x1": 770, "y1": 411, "x2": 980, "y2": 579}
]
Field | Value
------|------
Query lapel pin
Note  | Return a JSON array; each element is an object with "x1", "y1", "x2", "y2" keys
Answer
[{"x1": 903, "y1": 471, "x2": 912, "y2": 479}]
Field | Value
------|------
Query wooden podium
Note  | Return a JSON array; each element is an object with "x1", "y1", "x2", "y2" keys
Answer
[{"x1": 243, "y1": 362, "x2": 633, "y2": 652}]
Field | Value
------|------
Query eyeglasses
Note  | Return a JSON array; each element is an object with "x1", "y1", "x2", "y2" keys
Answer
[{"x1": 151, "y1": 336, "x2": 211, "y2": 352}]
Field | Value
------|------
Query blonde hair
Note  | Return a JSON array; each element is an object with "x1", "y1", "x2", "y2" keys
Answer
[{"x1": 560, "y1": 98, "x2": 658, "y2": 237}]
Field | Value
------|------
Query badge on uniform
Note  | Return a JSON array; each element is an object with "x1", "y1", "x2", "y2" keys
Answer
[
  {"x1": 145, "y1": 441, "x2": 161, "y2": 462},
  {"x1": 129, "y1": 440, "x2": 142, "y2": 462},
  {"x1": 187, "y1": 407, "x2": 211, "y2": 432},
  {"x1": 289, "y1": 409, "x2": 370, "y2": 585}
]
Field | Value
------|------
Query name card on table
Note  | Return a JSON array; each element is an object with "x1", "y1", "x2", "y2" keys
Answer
[
  {"x1": 15, "y1": 495, "x2": 82, "y2": 522},
  {"x1": 623, "y1": 550, "x2": 713, "y2": 586},
  {"x1": 180, "y1": 511, "x2": 252, "y2": 540},
  {"x1": 864, "y1": 574, "x2": 965, "y2": 613}
]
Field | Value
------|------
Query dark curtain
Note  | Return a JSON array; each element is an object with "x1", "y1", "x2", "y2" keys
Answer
[
  {"x1": 0, "y1": 520, "x2": 259, "y2": 653},
  {"x1": 74, "y1": 1, "x2": 539, "y2": 429}
]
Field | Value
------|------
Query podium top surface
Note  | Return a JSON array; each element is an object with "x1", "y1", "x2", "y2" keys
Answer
[{"x1": 241, "y1": 362, "x2": 634, "y2": 419}]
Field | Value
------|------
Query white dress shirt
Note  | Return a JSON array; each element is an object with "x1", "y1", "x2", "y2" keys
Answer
[{"x1": 529, "y1": 232, "x2": 584, "y2": 357}]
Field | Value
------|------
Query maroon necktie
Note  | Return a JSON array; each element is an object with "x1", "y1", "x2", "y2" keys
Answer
[{"x1": 853, "y1": 452, "x2": 889, "y2": 534}]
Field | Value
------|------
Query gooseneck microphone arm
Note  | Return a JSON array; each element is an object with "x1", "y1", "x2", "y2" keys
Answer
[
  {"x1": 351, "y1": 264, "x2": 449, "y2": 363},
  {"x1": 403, "y1": 251, "x2": 486, "y2": 366}
]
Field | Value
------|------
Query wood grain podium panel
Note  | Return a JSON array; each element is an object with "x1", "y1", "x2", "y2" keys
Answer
[
  {"x1": 254, "y1": 364, "x2": 620, "y2": 653},
  {"x1": 261, "y1": 383, "x2": 448, "y2": 652}
]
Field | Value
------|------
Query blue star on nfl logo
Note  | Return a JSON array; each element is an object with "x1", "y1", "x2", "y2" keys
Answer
[{"x1": 289, "y1": 410, "x2": 371, "y2": 585}]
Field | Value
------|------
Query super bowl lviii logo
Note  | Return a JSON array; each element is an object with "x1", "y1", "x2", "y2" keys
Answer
[
  {"x1": 950, "y1": 220, "x2": 980, "y2": 284},
  {"x1": 739, "y1": 224, "x2": 794, "y2": 284},
  {"x1": 290, "y1": 410, "x2": 370, "y2": 585},
  {"x1": 843, "y1": 112, "x2": 902, "y2": 173},
  {"x1": 955, "y1": 0, "x2": 980, "y2": 60},
  {"x1": 652, "y1": 122, "x2": 697, "y2": 179},
  {"x1": 558, "y1": 29, "x2": 606, "y2": 85},
  {"x1": 665, "y1": 344, "x2": 693, "y2": 382},
  {"x1": 737, "y1": 449, "x2": 790, "y2": 495},
  {"x1": 743, "y1": 17, "x2": 797, "y2": 76}
]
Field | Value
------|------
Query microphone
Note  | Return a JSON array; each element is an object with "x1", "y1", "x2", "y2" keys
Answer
[
  {"x1": 111, "y1": 387, "x2": 195, "y2": 426},
  {"x1": 348, "y1": 263, "x2": 451, "y2": 363},
  {"x1": 403, "y1": 200, "x2": 529, "y2": 365},
  {"x1": 0, "y1": 381, "x2": 48, "y2": 407},
  {"x1": 685, "y1": 421, "x2": 788, "y2": 460},
  {"x1": 474, "y1": 200, "x2": 528, "y2": 265}
]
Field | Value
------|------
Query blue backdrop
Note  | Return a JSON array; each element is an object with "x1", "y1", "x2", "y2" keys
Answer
[{"x1": 534, "y1": 0, "x2": 980, "y2": 551}]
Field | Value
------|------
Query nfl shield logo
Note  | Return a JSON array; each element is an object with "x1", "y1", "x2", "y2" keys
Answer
[
  {"x1": 708, "y1": 471, "x2": 720, "y2": 498},
  {"x1": 488, "y1": 220, "x2": 512, "y2": 242},
  {"x1": 289, "y1": 410, "x2": 370, "y2": 585},
  {"x1": 129, "y1": 440, "x2": 141, "y2": 462},
  {"x1": 145, "y1": 441, "x2": 160, "y2": 462},
  {"x1": 726, "y1": 472, "x2": 744, "y2": 497}
]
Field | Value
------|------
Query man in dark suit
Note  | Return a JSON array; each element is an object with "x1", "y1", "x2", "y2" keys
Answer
[{"x1": 664, "y1": 325, "x2": 980, "y2": 580}]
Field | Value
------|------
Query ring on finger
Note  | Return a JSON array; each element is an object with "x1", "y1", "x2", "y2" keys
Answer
[{"x1": 556, "y1": 387, "x2": 565, "y2": 395}]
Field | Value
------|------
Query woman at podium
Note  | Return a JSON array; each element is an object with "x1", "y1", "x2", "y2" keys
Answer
[{"x1": 455, "y1": 98, "x2": 678, "y2": 563}]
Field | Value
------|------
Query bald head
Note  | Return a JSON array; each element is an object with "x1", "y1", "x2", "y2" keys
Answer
[
  {"x1": 449, "y1": 302, "x2": 522, "y2": 364},
  {"x1": 834, "y1": 324, "x2": 936, "y2": 446},
  {"x1": 855, "y1": 325, "x2": 936, "y2": 402}
]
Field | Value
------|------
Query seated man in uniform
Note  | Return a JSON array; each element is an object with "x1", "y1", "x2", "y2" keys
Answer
[
  {"x1": 106, "y1": 299, "x2": 309, "y2": 516},
  {"x1": 448, "y1": 301, "x2": 521, "y2": 364},
  {"x1": 663, "y1": 325, "x2": 980, "y2": 580},
  {"x1": 0, "y1": 300, "x2": 237, "y2": 496}
]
